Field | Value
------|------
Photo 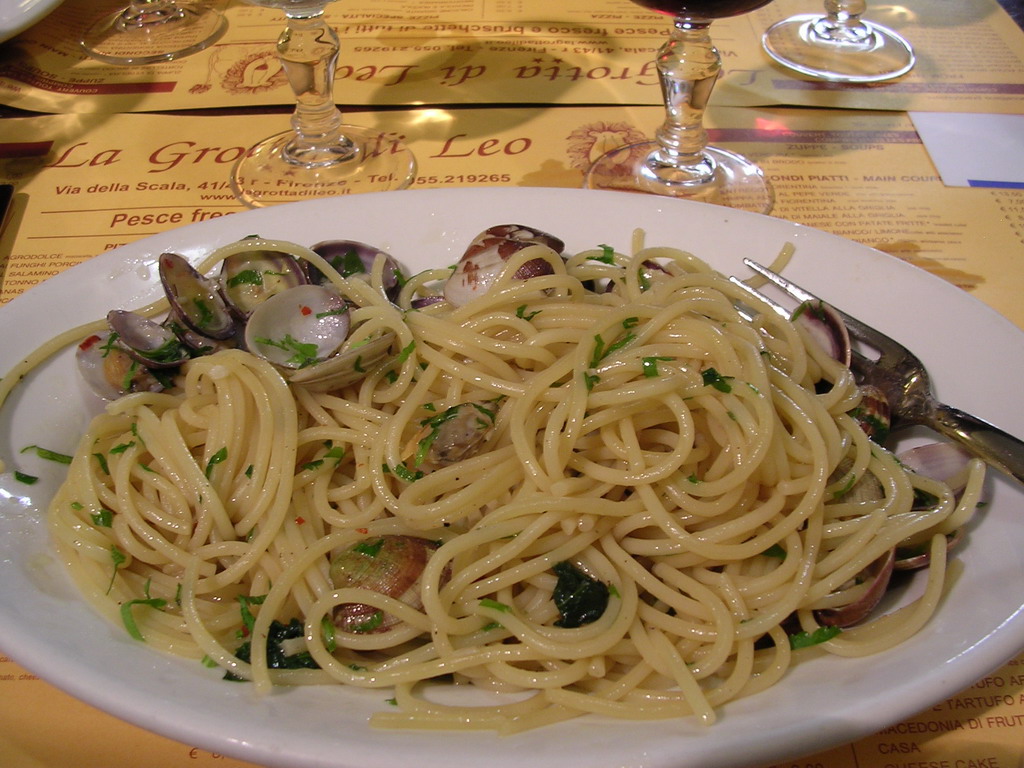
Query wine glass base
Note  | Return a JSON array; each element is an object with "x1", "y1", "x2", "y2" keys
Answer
[
  {"x1": 584, "y1": 142, "x2": 774, "y2": 215},
  {"x1": 231, "y1": 126, "x2": 417, "y2": 208},
  {"x1": 81, "y1": 5, "x2": 227, "y2": 65},
  {"x1": 762, "y1": 14, "x2": 915, "y2": 83}
]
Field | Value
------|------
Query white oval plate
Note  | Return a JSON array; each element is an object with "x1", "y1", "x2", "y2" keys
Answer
[
  {"x1": 0, "y1": 0, "x2": 63, "y2": 43},
  {"x1": 1, "y1": 188, "x2": 1023, "y2": 768}
]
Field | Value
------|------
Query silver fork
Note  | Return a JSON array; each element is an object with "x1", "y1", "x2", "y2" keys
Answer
[{"x1": 737, "y1": 258, "x2": 1024, "y2": 486}]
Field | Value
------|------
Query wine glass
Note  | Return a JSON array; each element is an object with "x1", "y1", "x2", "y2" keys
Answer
[
  {"x1": 230, "y1": 0, "x2": 416, "y2": 208},
  {"x1": 81, "y1": 2, "x2": 227, "y2": 65},
  {"x1": 762, "y1": 0, "x2": 915, "y2": 82},
  {"x1": 584, "y1": 0, "x2": 775, "y2": 214}
]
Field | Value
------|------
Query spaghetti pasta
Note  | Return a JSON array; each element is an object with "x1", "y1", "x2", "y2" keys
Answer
[{"x1": 41, "y1": 231, "x2": 983, "y2": 732}]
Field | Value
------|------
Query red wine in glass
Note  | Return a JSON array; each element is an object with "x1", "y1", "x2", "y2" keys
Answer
[{"x1": 584, "y1": 0, "x2": 775, "y2": 212}]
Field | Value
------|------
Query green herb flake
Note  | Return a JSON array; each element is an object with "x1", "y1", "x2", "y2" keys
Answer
[
  {"x1": 120, "y1": 580, "x2": 167, "y2": 642},
  {"x1": 515, "y1": 304, "x2": 540, "y2": 321},
  {"x1": 254, "y1": 334, "x2": 320, "y2": 368},
  {"x1": 480, "y1": 597, "x2": 512, "y2": 613},
  {"x1": 110, "y1": 441, "x2": 135, "y2": 455},
  {"x1": 225, "y1": 268, "x2": 264, "y2": 288},
  {"x1": 762, "y1": 543, "x2": 787, "y2": 560},
  {"x1": 93, "y1": 452, "x2": 110, "y2": 475},
  {"x1": 641, "y1": 356, "x2": 673, "y2": 378},
  {"x1": 237, "y1": 594, "x2": 267, "y2": 637},
  {"x1": 106, "y1": 545, "x2": 126, "y2": 594},
  {"x1": 353, "y1": 538, "x2": 386, "y2": 557},
  {"x1": 789, "y1": 625, "x2": 842, "y2": 650},
  {"x1": 701, "y1": 367, "x2": 733, "y2": 393},
  {"x1": 321, "y1": 615, "x2": 337, "y2": 653},
  {"x1": 583, "y1": 371, "x2": 600, "y2": 391},
  {"x1": 397, "y1": 340, "x2": 416, "y2": 363},
  {"x1": 91, "y1": 509, "x2": 114, "y2": 527},
  {"x1": 589, "y1": 245, "x2": 616, "y2": 264},
  {"x1": 205, "y1": 447, "x2": 228, "y2": 479},
  {"x1": 20, "y1": 445, "x2": 73, "y2": 464},
  {"x1": 14, "y1": 471, "x2": 37, "y2": 485},
  {"x1": 352, "y1": 610, "x2": 385, "y2": 633}
]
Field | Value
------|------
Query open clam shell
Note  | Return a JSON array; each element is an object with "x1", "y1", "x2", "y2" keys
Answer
[
  {"x1": 216, "y1": 243, "x2": 309, "y2": 319},
  {"x1": 244, "y1": 284, "x2": 351, "y2": 371},
  {"x1": 311, "y1": 239, "x2": 405, "y2": 301},
  {"x1": 107, "y1": 310, "x2": 190, "y2": 368},
  {"x1": 76, "y1": 331, "x2": 168, "y2": 400},
  {"x1": 159, "y1": 252, "x2": 236, "y2": 341}
]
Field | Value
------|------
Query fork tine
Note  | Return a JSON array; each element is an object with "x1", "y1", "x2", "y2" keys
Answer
[{"x1": 741, "y1": 259, "x2": 911, "y2": 361}]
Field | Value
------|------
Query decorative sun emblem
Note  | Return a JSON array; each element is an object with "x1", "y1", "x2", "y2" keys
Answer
[{"x1": 566, "y1": 122, "x2": 648, "y2": 175}]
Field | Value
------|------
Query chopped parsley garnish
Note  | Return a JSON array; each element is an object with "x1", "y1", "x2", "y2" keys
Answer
[
  {"x1": 107, "y1": 545, "x2": 126, "y2": 594},
  {"x1": 641, "y1": 356, "x2": 673, "y2": 378},
  {"x1": 390, "y1": 462, "x2": 424, "y2": 482},
  {"x1": 351, "y1": 611, "x2": 384, "y2": 633},
  {"x1": 205, "y1": 447, "x2": 228, "y2": 479},
  {"x1": 93, "y1": 452, "x2": 110, "y2": 475},
  {"x1": 20, "y1": 445, "x2": 73, "y2": 464},
  {"x1": 515, "y1": 304, "x2": 540, "y2": 321},
  {"x1": 397, "y1": 340, "x2": 416, "y2": 363},
  {"x1": 761, "y1": 543, "x2": 787, "y2": 560},
  {"x1": 552, "y1": 561, "x2": 610, "y2": 628},
  {"x1": 237, "y1": 594, "x2": 267, "y2": 638},
  {"x1": 353, "y1": 538, "x2": 385, "y2": 557},
  {"x1": 701, "y1": 367, "x2": 733, "y2": 393},
  {"x1": 253, "y1": 334, "x2": 320, "y2": 368},
  {"x1": 589, "y1": 244, "x2": 616, "y2": 264},
  {"x1": 789, "y1": 625, "x2": 842, "y2": 649},
  {"x1": 13, "y1": 471, "x2": 37, "y2": 485},
  {"x1": 583, "y1": 371, "x2": 600, "y2": 391},
  {"x1": 120, "y1": 579, "x2": 167, "y2": 641},
  {"x1": 91, "y1": 509, "x2": 114, "y2": 527},
  {"x1": 110, "y1": 441, "x2": 135, "y2": 455},
  {"x1": 590, "y1": 324, "x2": 637, "y2": 368},
  {"x1": 225, "y1": 269, "x2": 263, "y2": 288},
  {"x1": 480, "y1": 597, "x2": 512, "y2": 613}
]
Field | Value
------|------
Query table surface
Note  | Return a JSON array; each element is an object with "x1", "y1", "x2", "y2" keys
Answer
[{"x1": 1, "y1": 1, "x2": 1023, "y2": 767}]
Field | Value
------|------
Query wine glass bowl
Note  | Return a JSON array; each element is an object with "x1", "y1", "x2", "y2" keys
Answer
[
  {"x1": 81, "y1": 1, "x2": 227, "y2": 65},
  {"x1": 230, "y1": 0, "x2": 415, "y2": 208},
  {"x1": 584, "y1": 0, "x2": 776, "y2": 214},
  {"x1": 762, "y1": 0, "x2": 915, "y2": 82}
]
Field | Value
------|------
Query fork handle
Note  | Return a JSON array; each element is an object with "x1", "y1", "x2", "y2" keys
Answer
[{"x1": 929, "y1": 403, "x2": 1024, "y2": 486}]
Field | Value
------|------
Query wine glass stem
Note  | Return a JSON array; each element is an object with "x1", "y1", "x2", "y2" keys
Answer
[
  {"x1": 815, "y1": 0, "x2": 872, "y2": 43},
  {"x1": 650, "y1": 19, "x2": 721, "y2": 181},
  {"x1": 277, "y1": 8, "x2": 350, "y2": 164}
]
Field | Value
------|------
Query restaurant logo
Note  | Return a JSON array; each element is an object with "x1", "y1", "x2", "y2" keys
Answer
[{"x1": 566, "y1": 121, "x2": 646, "y2": 174}]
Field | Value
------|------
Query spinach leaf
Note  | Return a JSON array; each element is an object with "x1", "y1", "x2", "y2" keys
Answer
[{"x1": 552, "y1": 561, "x2": 609, "y2": 628}]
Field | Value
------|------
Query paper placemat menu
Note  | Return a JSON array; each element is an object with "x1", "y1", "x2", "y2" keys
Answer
[
  {"x1": 3, "y1": 106, "x2": 1023, "y2": 327},
  {"x1": 1, "y1": 0, "x2": 1022, "y2": 114}
]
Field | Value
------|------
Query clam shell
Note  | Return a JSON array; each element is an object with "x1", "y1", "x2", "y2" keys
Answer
[
  {"x1": 287, "y1": 330, "x2": 397, "y2": 392},
  {"x1": 159, "y1": 252, "x2": 236, "y2": 341},
  {"x1": 443, "y1": 224, "x2": 564, "y2": 307},
  {"x1": 218, "y1": 246, "x2": 309, "y2": 319},
  {"x1": 107, "y1": 310, "x2": 189, "y2": 368},
  {"x1": 243, "y1": 284, "x2": 350, "y2": 370},
  {"x1": 330, "y1": 535, "x2": 445, "y2": 634}
]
